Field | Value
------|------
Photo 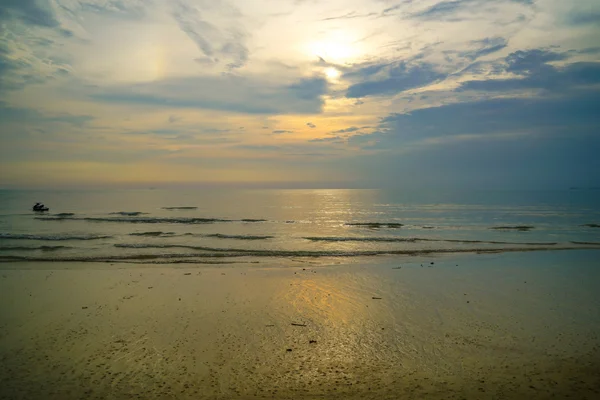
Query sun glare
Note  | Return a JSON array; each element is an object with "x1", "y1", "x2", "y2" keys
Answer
[
  {"x1": 307, "y1": 32, "x2": 359, "y2": 63},
  {"x1": 325, "y1": 67, "x2": 341, "y2": 80}
]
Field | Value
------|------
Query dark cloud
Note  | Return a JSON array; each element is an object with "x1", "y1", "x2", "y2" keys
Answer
[
  {"x1": 343, "y1": 80, "x2": 600, "y2": 188},
  {"x1": 567, "y1": 11, "x2": 600, "y2": 25},
  {"x1": 306, "y1": 122, "x2": 316, "y2": 128},
  {"x1": 378, "y1": 90, "x2": 599, "y2": 142},
  {"x1": 505, "y1": 49, "x2": 567, "y2": 74},
  {"x1": 0, "y1": 0, "x2": 59, "y2": 27},
  {"x1": 460, "y1": 49, "x2": 600, "y2": 92},
  {"x1": 272, "y1": 130, "x2": 293, "y2": 134},
  {"x1": 350, "y1": 127, "x2": 600, "y2": 190},
  {"x1": 346, "y1": 62, "x2": 445, "y2": 98}
]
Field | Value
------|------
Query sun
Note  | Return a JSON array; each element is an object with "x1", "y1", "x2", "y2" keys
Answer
[
  {"x1": 325, "y1": 67, "x2": 341, "y2": 80},
  {"x1": 311, "y1": 41, "x2": 353, "y2": 62},
  {"x1": 307, "y1": 32, "x2": 359, "y2": 63}
]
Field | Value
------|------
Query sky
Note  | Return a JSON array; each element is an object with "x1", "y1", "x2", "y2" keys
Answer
[{"x1": 0, "y1": 0, "x2": 599, "y2": 189}]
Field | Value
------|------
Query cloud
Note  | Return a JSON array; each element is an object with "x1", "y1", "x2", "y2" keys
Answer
[
  {"x1": 0, "y1": 0, "x2": 59, "y2": 27},
  {"x1": 460, "y1": 50, "x2": 600, "y2": 92},
  {"x1": 172, "y1": 0, "x2": 248, "y2": 70},
  {"x1": 91, "y1": 75, "x2": 328, "y2": 115},
  {"x1": 0, "y1": 102, "x2": 93, "y2": 127},
  {"x1": 309, "y1": 136, "x2": 344, "y2": 143},
  {"x1": 331, "y1": 126, "x2": 361, "y2": 134},
  {"x1": 379, "y1": 90, "x2": 599, "y2": 142},
  {"x1": 321, "y1": 11, "x2": 377, "y2": 21},
  {"x1": 306, "y1": 122, "x2": 316, "y2": 128},
  {"x1": 412, "y1": 0, "x2": 466, "y2": 20},
  {"x1": 411, "y1": 0, "x2": 534, "y2": 21},
  {"x1": 567, "y1": 11, "x2": 600, "y2": 25},
  {"x1": 460, "y1": 37, "x2": 508, "y2": 60},
  {"x1": 76, "y1": 0, "x2": 151, "y2": 19},
  {"x1": 123, "y1": 128, "x2": 180, "y2": 136},
  {"x1": 272, "y1": 130, "x2": 293, "y2": 134},
  {"x1": 346, "y1": 62, "x2": 446, "y2": 98},
  {"x1": 505, "y1": 49, "x2": 567, "y2": 74}
]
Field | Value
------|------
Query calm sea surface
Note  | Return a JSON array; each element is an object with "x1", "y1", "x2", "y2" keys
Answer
[{"x1": 1, "y1": 188, "x2": 599, "y2": 265}]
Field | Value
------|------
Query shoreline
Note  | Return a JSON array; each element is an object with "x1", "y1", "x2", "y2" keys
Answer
[
  {"x1": 1, "y1": 251, "x2": 600, "y2": 399},
  {"x1": 2, "y1": 243, "x2": 600, "y2": 266}
]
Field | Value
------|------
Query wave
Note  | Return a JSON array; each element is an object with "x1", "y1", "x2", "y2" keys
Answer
[
  {"x1": 490, "y1": 226, "x2": 534, "y2": 231},
  {"x1": 110, "y1": 211, "x2": 148, "y2": 216},
  {"x1": 581, "y1": 223, "x2": 600, "y2": 228},
  {"x1": 2, "y1": 244, "x2": 598, "y2": 263},
  {"x1": 0, "y1": 233, "x2": 112, "y2": 241},
  {"x1": 0, "y1": 245, "x2": 71, "y2": 251},
  {"x1": 129, "y1": 231, "x2": 176, "y2": 237},
  {"x1": 346, "y1": 222, "x2": 404, "y2": 228},
  {"x1": 162, "y1": 207, "x2": 198, "y2": 210},
  {"x1": 36, "y1": 216, "x2": 269, "y2": 224},
  {"x1": 304, "y1": 236, "x2": 418, "y2": 243},
  {"x1": 55, "y1": 213, "x2": 75, "y2": 217},
  {"x1": 303, "y1": 236, "x2": 557, "y2": 246},
  {"x1": 36, "y1": 216, "x2": 230, "y2": 224},
  {"x1": 205, "y1": 233, "x2": 274, "y2": 240},
  {"x1": 112, "y1": 243, "x2": 585, "y2": 256}
]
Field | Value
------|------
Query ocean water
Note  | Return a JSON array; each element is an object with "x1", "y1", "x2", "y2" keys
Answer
[{"x1": 1, "y1": 188, "x2": 599, "y2": 265}]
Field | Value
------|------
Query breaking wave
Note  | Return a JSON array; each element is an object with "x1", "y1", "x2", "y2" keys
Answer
[
  {"x1": 110, "y1": 211, "x2": 148, "y2": 216},
  {"x1": 346, "y1": 222, "x2": 404, "y2": 228},
  {"x1": 0, "y1": 233, "x2": 112, "y2": 241},
  {"x1": 303, "y1": 236, "x2": 557, "y2": 245},
  {"x1": 205, "y1": 234, "x2": 274, "y2": 240},
  {"x1": 0, "y1": 245, "x2": 71, "y2": 251},
  {"x1": 35, "y1": 216, "x2": 268, "y2": 224},
  {"x1": 2, "y1": 244, "x2": 598, "y2": 263},
  {"x1": 490, "y1": 226, "x2": 535, "y2": 231},
  {"x1": 36, "y1": 216, "x2": 231, "y2": 224},
  {"x1": 129, "y1": 231, "x2": 176, "y2": 237}
]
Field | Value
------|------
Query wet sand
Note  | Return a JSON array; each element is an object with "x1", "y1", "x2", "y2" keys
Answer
[{"x1": 1, "y1": 250, "x2": 599, "y2": 399}]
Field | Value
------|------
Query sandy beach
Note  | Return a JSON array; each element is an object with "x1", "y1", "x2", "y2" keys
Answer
[{"x1": 1, "y1": 250, "x2": 599, "y2": 399}]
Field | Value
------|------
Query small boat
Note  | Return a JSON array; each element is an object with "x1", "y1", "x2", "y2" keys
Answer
[{"x1": 33, "y1": 203, "x2": 49, "y2": 212}]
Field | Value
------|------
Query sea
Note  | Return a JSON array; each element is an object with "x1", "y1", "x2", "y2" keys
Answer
[{"x1": 1, "y1": 188, "x2": 599, "y2": 266}]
